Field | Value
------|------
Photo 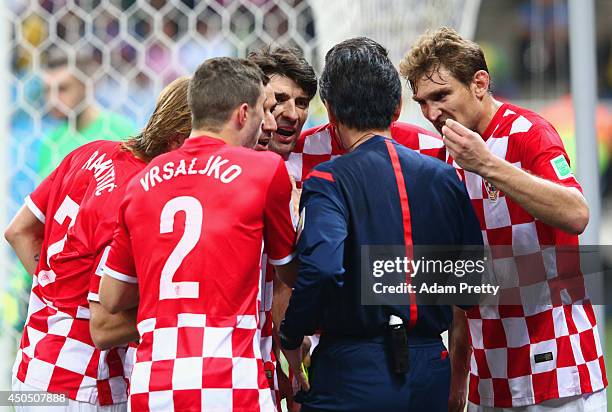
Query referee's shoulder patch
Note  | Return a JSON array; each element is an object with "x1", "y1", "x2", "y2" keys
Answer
[{"x1": 305, "y1": 169, "x2": 334, "y2": 182}]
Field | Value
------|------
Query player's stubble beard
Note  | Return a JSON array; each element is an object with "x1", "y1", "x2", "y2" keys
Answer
[{"x1": 269, "y1": 130, "x2": 298, "y2": 160}]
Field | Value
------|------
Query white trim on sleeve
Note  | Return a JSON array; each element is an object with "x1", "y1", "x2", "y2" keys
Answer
[
  {"x1": 103, "y1": 264, "x2": 138, "y2": 284},
  {"x1": 24, "y1": 196, "x2": 45, "y2": 224},
  {"x1": 95, "y1": 246, "x2": 111, "y2": 277},
  {"x1": 87, "y1": 292, "x2": 100, "y2": 302},
  {"x1": 268, "y1": 251, "x2": 296, "y2": 266}
]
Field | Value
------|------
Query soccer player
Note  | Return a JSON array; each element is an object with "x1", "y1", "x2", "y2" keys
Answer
[
  {"x1": 400, "y1": 27, "x2": 606, "y2": 411},
  {"x1": 248, "y1": 45, "x2": 317, "y2": 410},
  {"x1": 4, "y1": 76, "x2": 191, "y2": 411},
  {"x1": 98, "y1": 57, "x2": 297, "y2": 412},
  {"x1": 40, "y1": 49, "x2": 136, "y2": 178},
  {"x1": 249, "y1": 46, "x2": 317, "y2": 160},
  {"x1": 278, "y1": 37, "x2": 483, "y2": 412}
]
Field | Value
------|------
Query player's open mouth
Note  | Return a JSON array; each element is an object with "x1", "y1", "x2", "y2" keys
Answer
[{"x1": 276, "y1": 128, "x2": 295, "y2": 137}]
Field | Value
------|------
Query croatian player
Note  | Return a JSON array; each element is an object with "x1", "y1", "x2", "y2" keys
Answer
[
  {"x1": 98, "y1": 57, "x2": 297, "y2": 412},
  {"x1": 248, "y1": 45, "x2": 317, "y2": 410},
  {"x1": 89, "y1": 72, "x2": 280, "y2": 351},
  {"x1": 401, "y1": 27, "x2": 606, "y2": 411},
  {"x1": 4, "y1": 76, "x2": 192, "y2": 411}
]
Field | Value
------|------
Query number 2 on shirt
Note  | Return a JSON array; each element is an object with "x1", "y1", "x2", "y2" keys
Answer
[{"x1": 159, "y1": 196, "x2": 202, "y2": 300}]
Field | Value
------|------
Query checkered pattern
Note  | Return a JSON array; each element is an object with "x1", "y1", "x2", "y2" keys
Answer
[
  {"x1": 15, "y1": 277, "x2": 128, "y2": 405},
  {"x1": 289, "y1": 122, "x2": 444, "y2": 186},
  {"x1": 89, "y1": 251, "x2": 137, "y2": 392},
  {"x1": 127, "y1": 314, "x2": 275, "y2": 412},
  {"x1": 258, "y1": 255, "x2": 280, "y2": 407},
  {"x1": 454, "y1": 104, "x2": 607, "y2": 407},
  {"x1": 14, "y1": 141, "x2": 132, "y2": 406}
]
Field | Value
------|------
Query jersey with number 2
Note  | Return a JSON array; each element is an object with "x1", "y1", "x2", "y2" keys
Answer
[{"x1": 103, "y1": 135, "x2": 295, "y2": 412}]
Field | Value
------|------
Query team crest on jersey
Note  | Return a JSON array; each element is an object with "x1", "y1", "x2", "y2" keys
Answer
[{"x1": 484, "y1": 180, "x2": 500, "y2": 201}]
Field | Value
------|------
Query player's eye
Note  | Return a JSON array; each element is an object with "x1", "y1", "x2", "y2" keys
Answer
[
  {"x1": 296, "y1": 98, "x2": 309, "y2": 109},
  {"x1": 434, "y1": 92, "x2": 448, "y2": 101},
  {"x1": 274, "y1": 93, "x2": 288, "y2": 103}
]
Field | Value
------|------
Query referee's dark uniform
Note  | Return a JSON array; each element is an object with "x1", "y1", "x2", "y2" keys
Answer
[{"x1": 280, "y1": 135, "x2": 482, "y2": 412}]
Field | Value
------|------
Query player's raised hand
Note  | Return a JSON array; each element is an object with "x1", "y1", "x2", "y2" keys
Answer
[{"x1": 442, "y1": 119, "x2": 493, "y2": 174}]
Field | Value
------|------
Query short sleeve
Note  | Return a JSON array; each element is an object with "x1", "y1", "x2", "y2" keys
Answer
[
  {"x1": 26, "y1": 166, "x2": 61, "y2": 223},
  {"x1": 521, "y1": 125, "x2": 582, "y2": 191},
  {"x1": 102, "y1": 200, "x2": 137, "y2": 284},
  {"x1": 88, "y1": 245, "x2": 111, "y2": 301},
  {"x1": 264, "y1": 158, "x2": 296, "y2": 265}
]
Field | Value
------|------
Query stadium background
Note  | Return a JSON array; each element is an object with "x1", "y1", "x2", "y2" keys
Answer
[{"x1": 1, "y1": 0, "x2": 612, "y2": 410}]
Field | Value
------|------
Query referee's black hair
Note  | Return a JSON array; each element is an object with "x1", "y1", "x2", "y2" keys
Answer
[{"x1": 319, "y1": 37, "x2": 401, "y2": 131}]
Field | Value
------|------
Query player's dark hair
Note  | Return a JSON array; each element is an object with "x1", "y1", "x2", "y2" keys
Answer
[
  {"x1": 124, "y1": 76, "x2": 191, "y2": 161},
  {"x1": 319, "y1": 37, "x2": 401, "y2": 131},
  {"x1": 188, "y1": 57, "x2": 269, "y2": 132},
  {"x1": 44, "y1": 47, "x2": 96, "y2": 77},
  {"x1": 399, "y1": 27, "x2": 490, "y2": 93},
  {"x1": 247, "y1": 46, "x2": 317, "y2": 101}
]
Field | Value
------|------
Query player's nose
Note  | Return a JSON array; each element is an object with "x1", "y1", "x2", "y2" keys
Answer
[
  {"x1": 283, "y1": 100, "x2": 299, "y2": 123},
  {"x1": 262, "y1": 113, "x2": 277, "y2": 134},
  {"x1": 424, "y1": 104, "x2": 442, "y2": 124}
]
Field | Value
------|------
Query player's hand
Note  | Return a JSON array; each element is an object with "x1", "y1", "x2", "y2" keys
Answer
[
  {"x1": 447, "y1": 375, "x2": 467, "y2": 412},
  {"x1": 301, "y1": 336, "x2": 312, "y2": 368},
  {"x1": 276, "y1": 365, "x2": 293, "y2": 400},
  {"x1": 282, "y1": 347, "x2": 310, "y2": 393},
  {"x1": 289, "y1": 175, "x2": 302, "y2": 221},
  {"x1": 441, "y1": 119, "x2": 494, "y2": 175}
]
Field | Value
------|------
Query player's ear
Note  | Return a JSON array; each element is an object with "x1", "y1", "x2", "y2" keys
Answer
[
  {"x1": 323, "y1": 100, "x2": 336, "y2": 125},
  {"x1": 472, "y1": 70, "x2": 490, "y2": 100},
  {"x1": 237, "y1": 103, "x2": 249, "y2": 127},
  {"x1": 392, "y1": 96, "x2": 402, "y2": 122}
]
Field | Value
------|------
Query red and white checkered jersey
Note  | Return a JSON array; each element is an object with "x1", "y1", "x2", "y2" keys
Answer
[
  {"x1": 102, "y1": 135, "x2": 296, "y2": 412},
  {"x1": 258, "y1": 253, "x2": 281, "y2": 410},
  {"x1": 452, "y1": 103, "x2": 607, "y2": 407},
  {"x1": 15, "y1": 141, "x2": 134, "y2": 405},
  {"x1": 287, "y1": 121, "x2": 444, "y2": 186},
  {"x1": 61, "y1": 145, "x2": 147, "y2": 398}
]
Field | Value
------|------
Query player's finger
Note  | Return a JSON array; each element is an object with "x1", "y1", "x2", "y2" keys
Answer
[
  {"x1": 297, "y1": 370, "x2": 310, "y2": 392},
  {"x1": 444, "y1": 118, "x2": 471, "y2": 135},
  {"x1": 442, "y1": 134, "x2": 462, "y2": 155},
  {"x1": 441, "y1": 124, "x2": 463, "y2": 144}
]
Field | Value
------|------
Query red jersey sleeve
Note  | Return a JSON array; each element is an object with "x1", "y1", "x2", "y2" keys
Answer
[
  {"x1": 521, "y1": 125, "x2": 582, "y2": 191},
  {"x1": 264, "y1": 158, "x2": 296, "y2": 265},
  {"x1": 88, "y1": 245, "x2": 111, "y2": 302},
  {"x1": 26, "y1": 166, "x2": 61, "y2": 223},
  {"x1": 102, "y1": 200, "x2": 137, "y2": 284}
]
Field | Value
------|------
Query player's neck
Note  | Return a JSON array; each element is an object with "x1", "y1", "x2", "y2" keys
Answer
[
  {"x1": 337, "y1": 124, "x2": 390, "y2": 152},
  {"x1": 475, "y1": 95, "x2": 503, "y2": 136},
  {"x1": 188, "y1": 129, "x2": 240, "y2": 146},
  {"x1": 76, "y1": 106, "x2": 99, "y2": 131}
]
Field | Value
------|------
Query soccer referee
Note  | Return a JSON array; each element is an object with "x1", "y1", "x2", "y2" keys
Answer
[{"x1": 278, "y1": 37, "x2": 483, "y2": 412}]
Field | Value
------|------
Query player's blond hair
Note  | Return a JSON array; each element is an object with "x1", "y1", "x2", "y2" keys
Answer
[
  {"x1": 124, "y1": 75, "x2": 192, "y2": 161},
  {"x1": 399, "y1": 27, "x2": 489, "y2": 94}
]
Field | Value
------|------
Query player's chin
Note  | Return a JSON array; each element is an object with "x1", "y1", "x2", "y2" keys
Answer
[{"x1": 254, "y1": 143, "x2": 269, "y2": 151}]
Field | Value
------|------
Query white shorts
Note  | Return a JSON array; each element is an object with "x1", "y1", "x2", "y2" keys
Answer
[
  {"x1": 468, "y1": 388, "x2": 607, "y2": 412},
  {"x1": 11, "y1": 375, "x2": 127, "y2": 412}
]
